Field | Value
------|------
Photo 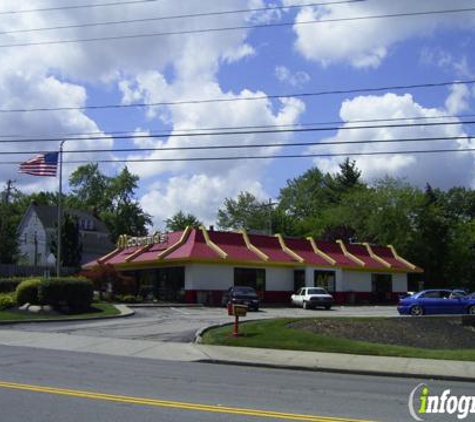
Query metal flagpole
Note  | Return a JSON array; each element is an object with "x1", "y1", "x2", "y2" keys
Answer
[{"x1": 56, "y1": 141, "x2": 65, "y2": 278}]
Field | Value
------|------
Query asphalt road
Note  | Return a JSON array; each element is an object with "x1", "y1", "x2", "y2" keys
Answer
[
  {"x1": 1, "y1": 305, "x2": 399, "y2": 343},
  {"x1": 0, "y1": 345, "x2": 466, "y2": 422}
]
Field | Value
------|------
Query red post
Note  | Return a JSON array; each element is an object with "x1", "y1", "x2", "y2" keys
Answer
[{"x1": 233, "y1": 315, "x2": 239, "y2": 336}]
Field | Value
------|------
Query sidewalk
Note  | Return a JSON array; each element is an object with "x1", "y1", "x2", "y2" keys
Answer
[{"x1": 0, "y1": 328, "x2": 474, "y2": 382}]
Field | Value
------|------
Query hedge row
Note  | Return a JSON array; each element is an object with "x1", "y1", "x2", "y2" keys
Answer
[
  {"x1": 0, "y1": 293, "x2": 16, "y2": 310},
  {"x1": 0, "y1": 278, "x2": 28, "y2": 294},
  {"x1": 16, "y1": 277, "x2": 93, "y2": 311}
]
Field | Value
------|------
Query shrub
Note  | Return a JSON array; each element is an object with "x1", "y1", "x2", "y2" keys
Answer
[
  {"x1": 0, "y1": 293, "x2": 16, "y2": 310},
  {"x1": 0, "y1": 278, "x2": 25, "y2": 294},
  {"x1": 117, "y1": 294, "x2": 143, "y2": 303},
  {"x1": 81, "y1": 263, "x2": 137, "y2": 295},
  {"x1": 39, "y1": 278, "x2": 93, "y2": 311},
  {"x1": 16, "y1": 279, "x2": 42, "y2": 306}
]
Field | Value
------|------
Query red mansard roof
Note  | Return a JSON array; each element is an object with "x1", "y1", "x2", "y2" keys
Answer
[
  {"x1": 284, "y1": 238, "x2": 333, "y2": 266},
  {"x1": 344, "y1": 243, "x2": 388, "y2": 269},
  {"x1": 84, "y1": 228, "x2": 421, "y2": 273}
]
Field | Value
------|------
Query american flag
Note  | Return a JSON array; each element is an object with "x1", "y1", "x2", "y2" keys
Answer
[{"x1": 19, "y1": 152, "x2": 59, "y2": 177}]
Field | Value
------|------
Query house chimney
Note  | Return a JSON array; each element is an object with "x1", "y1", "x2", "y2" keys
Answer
[{"x1": 209, "y1": 225, "x2": 214, "y2": 231}]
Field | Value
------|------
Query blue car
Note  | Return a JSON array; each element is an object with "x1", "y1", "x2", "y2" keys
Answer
[{"x1": 397, "y1": 289, "x2": 475, "y2": 316}]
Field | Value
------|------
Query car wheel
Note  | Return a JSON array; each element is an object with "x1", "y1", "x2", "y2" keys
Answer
[
  {"x1": 468, "y1": 305, "x2": 475, "y2": 315},
  {"x1": 303, "y1": 301, "x2": 309, "y2": 310},
  {"x1": 410, "y1": 305, "x2": 424, "y2": 316},
  {"x1": 325, "y1": 305, "x2": 331, "y2": 310}
]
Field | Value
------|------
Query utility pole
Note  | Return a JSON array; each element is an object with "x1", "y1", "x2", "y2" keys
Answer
[
  {"x1": 57, "y1": 141, "x2": 66, "y2": 278},
  {"x1": 264, "y1": 198, "x2": 277, "y2": 236},
  {"x1": 2, "y1": 179, "x2": 15, "y2": 204}
]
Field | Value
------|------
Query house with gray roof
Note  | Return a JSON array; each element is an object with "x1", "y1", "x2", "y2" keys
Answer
[{"x1": 17, "y1": 203, "x2": 113, "y2": 266}]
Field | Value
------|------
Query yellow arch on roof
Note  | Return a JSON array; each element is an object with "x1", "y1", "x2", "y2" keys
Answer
[
  {"x1": 275, "y1": 233, "x2": 304, "y2": 263},
  {"x1": 362, "y1": 243, "x2": 391, "y2": 268},
  {"x1": 306, "y1": 237, "x2": 336, "y2": 265},
  {"x1": 336, "y1": 239, "x2": 365, "y2": 267},
  {"x1": 387, "y1": 244, "x2": 418, "y2": 271},
  {"x1": 241, "y1": 230, "x2": 269, "y2": 261},
  {"x1": 199, "y1": 226, "x2": 228, "y2": 259},
  {"x1": 157, "y1": 226, "x2": 192, "y2": 259}
]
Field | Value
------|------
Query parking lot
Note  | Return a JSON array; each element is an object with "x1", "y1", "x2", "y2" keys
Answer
[{"x1": 2, "y1": 305, "x2": 399, "y2": 343}]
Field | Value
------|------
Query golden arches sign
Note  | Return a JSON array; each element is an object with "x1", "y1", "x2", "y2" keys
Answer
[{"x1": 117, "y1": 232, "x2": 169, "y2": 248}]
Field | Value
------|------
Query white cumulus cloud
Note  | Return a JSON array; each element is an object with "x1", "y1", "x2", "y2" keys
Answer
[
  {"x1": 310, "y1": 89, "x2": 475, "y2": 189},
  {"x1": 284, "y1": 0, "x2": 475, "y2": 68}
]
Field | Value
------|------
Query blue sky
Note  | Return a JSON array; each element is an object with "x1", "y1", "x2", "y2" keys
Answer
[{"x1": 1, "y1": 0, "x2": 475, "y2": 228}]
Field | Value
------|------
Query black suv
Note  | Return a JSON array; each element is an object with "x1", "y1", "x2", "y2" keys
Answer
[{"x1": 221, "y1": 286, "x2": 260, "y2": 311}]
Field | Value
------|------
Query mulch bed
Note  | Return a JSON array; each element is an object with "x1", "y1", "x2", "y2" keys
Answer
[{"x1": 288, "y1": 317, "x2": 475, "y2": 349}]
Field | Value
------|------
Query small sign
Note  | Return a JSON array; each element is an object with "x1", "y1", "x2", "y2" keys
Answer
[
  {"x1": 232, "y1": 304, "x2": 248, "y2": 317},
  {"x1": 117, "y1": 232, "x2": 169, "y2": 248}
]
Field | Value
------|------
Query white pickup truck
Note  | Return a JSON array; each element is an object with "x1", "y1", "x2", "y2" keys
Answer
[{"x1": 291, "y1": 287, "x2": 334, "y2": 310}]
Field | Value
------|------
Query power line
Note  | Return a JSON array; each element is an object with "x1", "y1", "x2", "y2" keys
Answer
[
  {"x1": 1, "y1": 6, "x2": 475, "y2": 49},
  {"x1": 0, "y1": 0, "x2": 164, "y2": 16},
  {"x1": 0, "y1": 111, "x2": 470, "y2": 141},
  {"x1": 0, "y1": 135, "x2": 473, "y2": 155},
  {"x1": 0, "y1": 79, "x2": 473, "y2": 114},
  {"x1": 0, "y1": 119, "x2": 471, "y2": 144},
  {"x1": 0, "y1": 0, "x2": 365, "y2": 36},
  {"x1": 3, "y1": 147, "x2": 475, "y2": 165}
]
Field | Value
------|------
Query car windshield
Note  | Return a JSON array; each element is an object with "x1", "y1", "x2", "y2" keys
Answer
[
  {"x1": 234, "y1": 287, "x2": 256, "y2": 294},
  {"x1": 307, "y1": 288, "x2": 327, "y2": 295}
]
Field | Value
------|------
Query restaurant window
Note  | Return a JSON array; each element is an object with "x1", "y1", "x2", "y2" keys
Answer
[
  {"x1": 234, "y1": 268, "x2": 266, "y2": 291},
  {"x1": 314, "y1": 270, "x2": 336, "y2": 292},
  {"x1": 371, "y1": 274, "x2": 392, "y2": 293}
]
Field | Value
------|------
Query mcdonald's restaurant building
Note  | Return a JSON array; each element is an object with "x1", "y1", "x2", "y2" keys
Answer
[{"x1": 84, "y1": 227, "x2": 422, "y2": 305}]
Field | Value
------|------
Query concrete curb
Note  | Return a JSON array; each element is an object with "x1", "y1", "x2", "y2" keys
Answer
[
  {"x1": 126, "y1": 303, "x2": 204, "y2": 308},
  {"x1": 0, "y1": 304, "x2": 134, "y2": 325},
  {"x1": 196, "y1": 359, "x2": 475, "y2": 384},
  {"x1": 194, "y1": 319, "x2": 262, "y2": 344}
]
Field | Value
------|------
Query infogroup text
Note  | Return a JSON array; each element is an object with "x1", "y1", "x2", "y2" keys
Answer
[{"x1": 409, "y1": 384, "x2": 475, "y2": 420}]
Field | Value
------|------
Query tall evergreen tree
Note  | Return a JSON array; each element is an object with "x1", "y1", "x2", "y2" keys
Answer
[
  {"x1": 50, "y1": 212, "x2": 83, "y2": 267},
  {"x1": 165, "y1": 211, "x2": 202, "y2": 231}
]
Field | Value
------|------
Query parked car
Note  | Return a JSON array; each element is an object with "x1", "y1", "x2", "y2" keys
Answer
[
  {"x1": 221, "y1": 286, "x2": 260, "y2": 311},
  {"x1": 397, "y1": 289, "x2": 475, "y2": 316},
  {"x1": 291, "y1": 287, "x2": 334, "y2": 310}
]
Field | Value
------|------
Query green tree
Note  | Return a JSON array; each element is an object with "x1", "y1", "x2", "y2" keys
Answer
[
  {"x1": 101, "y1": 168, "x2": 152, "y2": 241},
  {"x1": 50, "y1": 212, "x2": 83, "y2": 267},
  {"x1": 411, "y1": 184, "x2": 452, "y2": 288},
  {"x1": 0, "y1": 203, "x2": 19, "y2": 264},
  {"x1": 278, "y1": 167, "x2": 329, "y2": 221},
  {"x1": 69, "y1": 163, "x2": 110, "y2": 216},
  {"x1": 165, "y1": 211, "x2": 202, "y2": 231},
  {"x1": 69, "y1": 165, "x2": 152, "y2": 242},
  {"x1": 217, "y1": 192, "x2": 270, "y2": 232}
]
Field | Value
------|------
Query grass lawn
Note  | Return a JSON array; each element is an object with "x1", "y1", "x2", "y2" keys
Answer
[
  {"x1": 0, "y1": 302, "x2": 121, "y2": 322},
  {"x1": 201, "y1": 318, "x2": 475, "y2": 362}
]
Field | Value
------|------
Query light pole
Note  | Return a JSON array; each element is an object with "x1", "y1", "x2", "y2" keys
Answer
[
  {"x1": 263, "y1": 198, "x2": 277, "y2": 235},
  {"x1": 56, "y1": 140, "x2": 66, "y2": 277}
]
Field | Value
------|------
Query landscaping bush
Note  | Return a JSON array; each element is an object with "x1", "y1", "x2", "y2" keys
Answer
[
  {"x1": 39, "y1": 278, "x2": 93, "y2": 311},
  {"x1": 16, "y1": 279, "x2": 42, "y2": 306},
  {"x1": 0, "y1": 278, "x2": 25, "y2": 294},
  {"x1": 117, "y1": 294, "x2": 143, "y2": 303},
  {"x1": 0, "y1": 293, "x2": 16, "y2": 310}
]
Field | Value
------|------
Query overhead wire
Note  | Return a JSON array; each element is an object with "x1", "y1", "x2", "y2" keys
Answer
[
  {"x1": 0, "y1": 6, "x2": 474, "y2": 49},
  {"x1": 0, "y1": 0, "x2": 365, "y2": 36},
  {"x1": 3, "y1": 147, "x2": 475, "y2": 165},
  {"x1": 0, "y1": 0, "x2": 165, "y2": 16},
  {"x1": 0, "y1": 111, "x2": 470, "y2": 141},
  {"x1": 0, "y1": 79, "x2": 473, "y2": 113},
  {"x1": 0, "y1": 135, "x2": 473, "y2": 155},
  {"x1": 0, "y1": 119, "x2": 471, "y2": 145}
]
